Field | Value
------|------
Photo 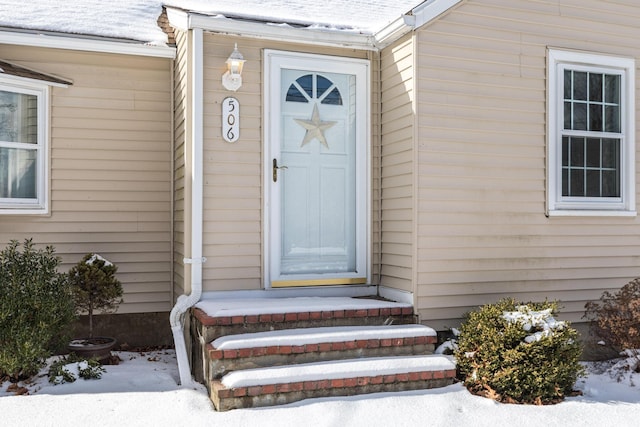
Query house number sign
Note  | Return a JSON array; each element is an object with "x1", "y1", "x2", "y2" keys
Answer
[{"x1": 222, "y1": 97, "x2": 240, "y2": 143}]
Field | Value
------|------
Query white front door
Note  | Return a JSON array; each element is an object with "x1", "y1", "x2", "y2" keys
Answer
[{"x1": 265, "y1": 51, "x2": 369, "y2": 287}]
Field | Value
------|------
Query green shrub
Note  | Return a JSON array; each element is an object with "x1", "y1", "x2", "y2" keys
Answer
[
  {"x1": 48, "y1": 355, "x2": 105, "y2": 384},
  {"x1": 0, "y1": 240, "x2": 76, "y2": 381},
  {"x1": 455, "y1": 298, "x2": 584, "y2": 404},
  {"x1": 68, "y1": 253, "x2": 122, "y2": 338},
  {"x1": 584, "y1": 278, "x2": 640, "y2": 369}
]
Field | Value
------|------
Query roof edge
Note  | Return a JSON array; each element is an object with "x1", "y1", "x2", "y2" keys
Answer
[
  {"x1": 167, "y1": 1, "x2": 462, "y2": 52},
  {"x1": 0, "y1": 60, "x2": 72, "y2": 87},
  {"x1": 166, "y1": 7, "x2": 377, "y2": 51},
  {"x1": 0, "y1": 30, "x2": 176, "y2": 59},
  {"x1": 373, "y1": 14, "x2": 415, "y2": 49},
  {"x1": 412, "y1": 0, "x2": 462, "y2": 29}
]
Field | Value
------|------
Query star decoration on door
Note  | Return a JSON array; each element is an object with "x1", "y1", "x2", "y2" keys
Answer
[{"x1": 293, "y1": 104, "x2": 336, "y2": 149}]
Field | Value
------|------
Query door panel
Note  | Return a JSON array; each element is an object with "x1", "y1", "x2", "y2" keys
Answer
[{"x1": 265, "y1": 51, "x2": 369, "y2": 287}]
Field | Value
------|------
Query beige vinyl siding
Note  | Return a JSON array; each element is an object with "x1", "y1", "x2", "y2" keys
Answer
[
  {"x1": 371, "y1": 52, "x2": 382, "y2": 285},
  {"x1": 379, "y1": 34, "x2": 415, "y2": 293},
  {"x1": 0, "y1": 46, "x2": 172, "y2": 314},
  {"x1": 201, "y1": 34, "x2": 262, "y2": 291},
  {"x1": 173, "y1": 29, "x2": 190, "y2": 298},
  {"x1": 414, "y1": 0, "x2": 640, "y2": 328},
  {"x1": 199, "y1": 34, "x2": 369, "y2": 292}
]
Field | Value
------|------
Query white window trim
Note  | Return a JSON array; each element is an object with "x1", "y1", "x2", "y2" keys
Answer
[
  {"x1": 547, "y1": 49, "x2": 636, "y2": 217},
  {"x1": 0, "y1": 78, "x2": 49, "y2": 214}
]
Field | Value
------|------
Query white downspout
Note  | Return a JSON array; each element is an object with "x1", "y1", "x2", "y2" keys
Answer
[{"x1": 170, "y1": 26, "x2": 205, "y2": 386}]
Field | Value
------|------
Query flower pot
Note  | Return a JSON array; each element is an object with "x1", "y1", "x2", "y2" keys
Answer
[{"x1": 68, "y1": 337, "x2": 117, "y2": 362}]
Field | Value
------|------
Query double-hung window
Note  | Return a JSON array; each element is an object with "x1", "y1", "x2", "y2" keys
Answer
[
  {"x1": 547, "y1": 49, "x2": 635, "y2": 215},
  {"x1": 0, "y1": 79, "x2": 49, "y2": 214}
]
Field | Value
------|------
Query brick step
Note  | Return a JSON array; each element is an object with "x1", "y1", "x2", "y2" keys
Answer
[
  {"x1": 193, "y1": 297, "x2": 415, "y2": 342},
  {"x1": 210, "y1": 355, "x2": 456, "y2": 411},
  {"x1": 190, "y1": 297, "x2": 417, "y2": 383},
  {"x1": 207, "y1": 324, "x2": 437, "y2": 377}
]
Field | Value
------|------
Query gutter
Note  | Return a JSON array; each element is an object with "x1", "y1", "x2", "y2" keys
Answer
[
  {"x1": 168, "y1": 58, "x2": 175, "y2": 331},
  {"x1": 0, "y1": 30, "x2": 176, "y2": 59},
  {"x1": 411, "y1": 0, "x2": 463, "y2": 29},
  {"x1": 373, "y1": 0, "x2": 463, "y2": 48},
  {"x1": 169, "y1": 27, "x2": 205, "y2": 386},
  {"x1": 373, "y1": 14, "x2": 415, "y2": 50},
  {"x1": 166, "y1": 7, "x2": 376, "y2": 51},
  {"x1": 166, "y1": 0, "x2": 461, "y2": 53}
]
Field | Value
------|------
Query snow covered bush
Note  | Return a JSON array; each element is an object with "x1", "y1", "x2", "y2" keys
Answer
[
  {"x1": 455, "y1": 298, "x2": 584, "y2": 404},
  {"x1": 0, "y1": 240, "x2": 76, "y2": 381},
  {"x1": 584, "y1": 278, "x2": 640, "y2": 371},
  {"x1": 435, "y1": 328, "x2": 459, "y2": 355},
  {"x1": 48, "y1": 356, "x2": 105, "y2": 384}
]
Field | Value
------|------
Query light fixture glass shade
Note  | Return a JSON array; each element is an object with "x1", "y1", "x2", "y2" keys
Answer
[{"x1": 222, "y1": 44, "x2": 246, "y2": 91}]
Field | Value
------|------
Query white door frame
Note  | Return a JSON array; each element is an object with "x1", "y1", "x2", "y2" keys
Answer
[{"x1": 263, "y1": 49, "x2": 371, "y2": 289}]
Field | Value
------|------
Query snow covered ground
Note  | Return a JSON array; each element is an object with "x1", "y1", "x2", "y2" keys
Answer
[{"x1": 1, "y1": 350, "x2": 640, "y2": 426}]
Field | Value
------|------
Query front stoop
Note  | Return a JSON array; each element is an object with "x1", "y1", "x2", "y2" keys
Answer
[
  {"x1": 210, "y1": 355, "x2": 457, "y2": 411},
  {"x1": 190, "y1": 297, "x2": 456, "y2": 410}
]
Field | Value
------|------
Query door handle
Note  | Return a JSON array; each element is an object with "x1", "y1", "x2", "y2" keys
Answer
[{"x1": 272, "y1": 158, "x2": 288, "y2": 182}]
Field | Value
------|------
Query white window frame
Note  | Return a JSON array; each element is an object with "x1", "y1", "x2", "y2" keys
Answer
[
  {"x1": 547, "y1": 49, "x2": 636, "y2": 216},
  {"x1": 0, "y1": 77, "x2": 49, "y2": 214}
]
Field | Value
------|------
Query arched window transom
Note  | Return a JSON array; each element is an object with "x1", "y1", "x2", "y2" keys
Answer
[{"x1": 286, "y1": 73, "x2": 343, "y2": 105}]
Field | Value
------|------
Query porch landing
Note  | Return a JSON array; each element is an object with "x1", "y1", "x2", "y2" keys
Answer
[
  {"x1": 194, "y1": 296, "x2": 414, "y2": 323},
  {"x1": 192, "y1": 297, "x2": 417, "y2": 342}
]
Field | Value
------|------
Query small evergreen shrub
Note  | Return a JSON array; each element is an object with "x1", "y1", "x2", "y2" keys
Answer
[
  {"x1": 0, "y1": 240, "x2": 76, "y2": 381},
  {"x1": 48, "y1": 355, "x2": 105, "y2": 384},
  {"x1": 455, "y1": 298, "x2": 584, "y2": 404},
  {"x1": 68, "y1": 253, "x2": 123, "y2": 338},
  {"x1": 584, "y1": 278, "x2": 640, "y2": 370}
]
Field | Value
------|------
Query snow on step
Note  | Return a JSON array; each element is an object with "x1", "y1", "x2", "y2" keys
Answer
[
  {"x1": 195, "y1": 297, "x2": 411, "y2": 317},
  {"x1": 212, "y1": 324, "x2": 435, "y2": 350},
  {"x1": 221, "y1": 355, "x2": 455, "y2": 388}
]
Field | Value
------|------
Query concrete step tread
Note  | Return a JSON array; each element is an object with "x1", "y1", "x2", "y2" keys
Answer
[
  {"x1": 211, "y1": 355, "x2": 457, "y2": 411},
  {"x1": 211, "y1": 324, "x2": 436, "y2": 350},
  {"x1": 220, "y1": 355, "x2": 455, "y2": 388},
  {"x1": 195, "y1": 296, "x2": 412, "y2": 318}
]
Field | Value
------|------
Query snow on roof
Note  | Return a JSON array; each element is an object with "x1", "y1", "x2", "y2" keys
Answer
[
  {"x1": 0, "y1": 0, "x2": 425, "y2": 46},
  {"x1": 0, "y1": 0, "x2": 169, "y2": 45},
  {"x1": 165, "y1": 0, "x2": 423, "y2": 33}
]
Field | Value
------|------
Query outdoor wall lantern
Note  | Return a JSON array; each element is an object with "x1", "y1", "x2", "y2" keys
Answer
[{"x1": 222, "y1": 44, "x2": 245, "y2": 91}]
